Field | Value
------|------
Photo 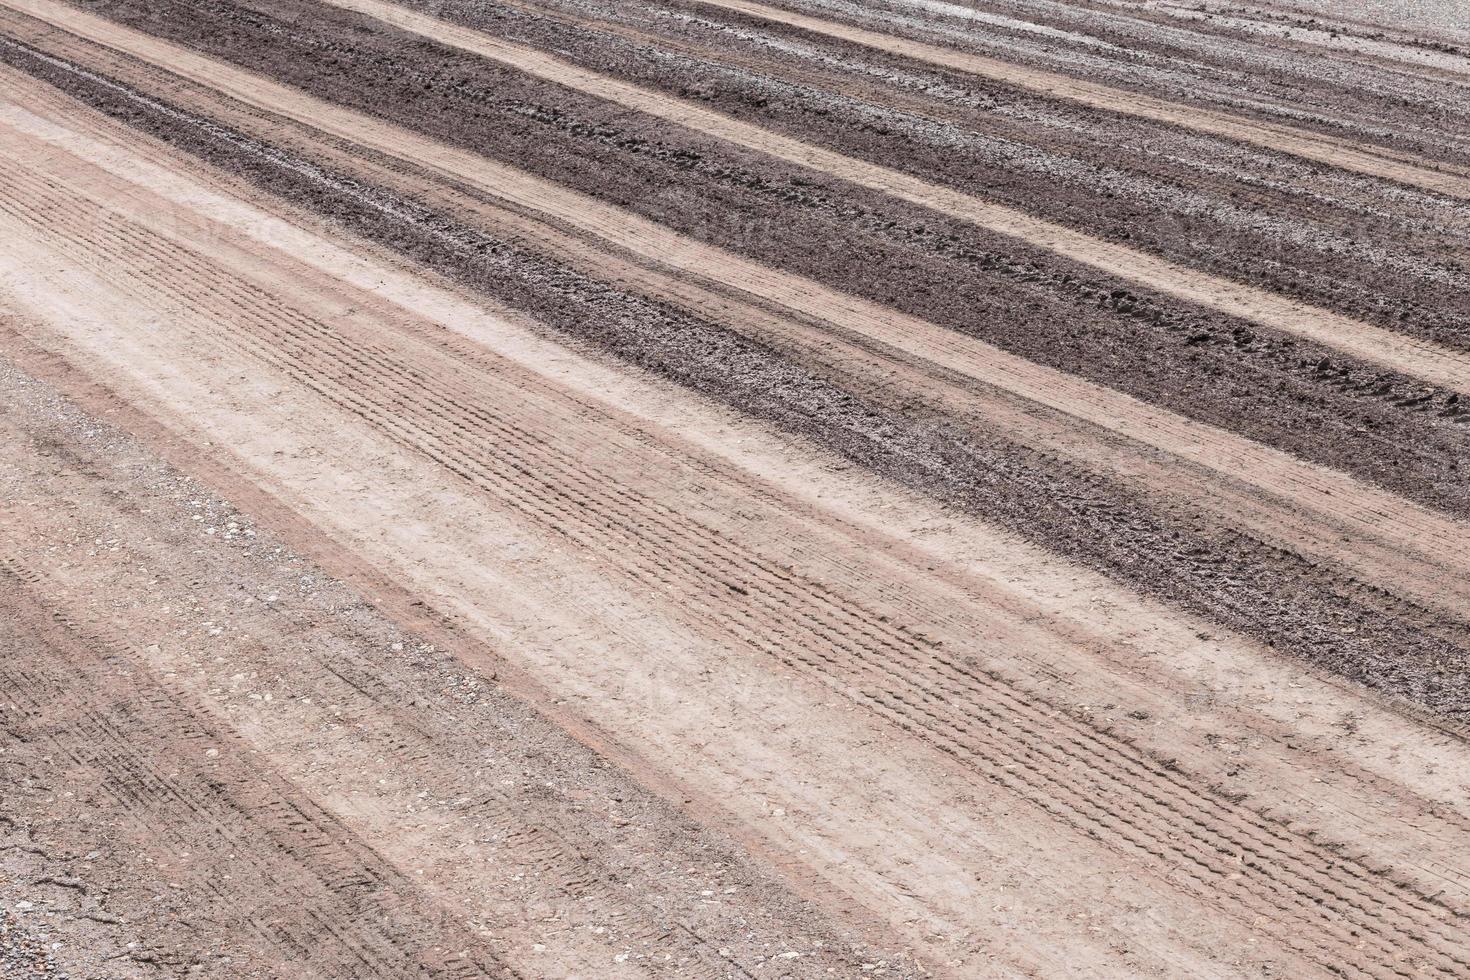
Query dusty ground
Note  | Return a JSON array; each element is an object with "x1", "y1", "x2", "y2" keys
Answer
[{"x1": 2, "y1": 0, "x2": 1469, "y2": 976}]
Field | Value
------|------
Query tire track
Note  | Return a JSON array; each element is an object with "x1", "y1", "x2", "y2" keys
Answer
[
  {"x1": 2, "y1": 229, "x2": 1236, "y2": 979},
  {"x1": 3, "y1": 147, "x2": 1466, "y2": 978},
  {"x1": 9, "y1": 59, "x2": 1468, "y2": 800}
]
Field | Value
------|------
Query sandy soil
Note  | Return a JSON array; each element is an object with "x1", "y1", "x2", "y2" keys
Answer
[{"x1": 2, "y1": 0, "x2": 1470, "y2": 977}]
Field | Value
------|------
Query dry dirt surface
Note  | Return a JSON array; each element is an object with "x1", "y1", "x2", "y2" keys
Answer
[{"x1": 3, "y1": 0, "x2": 1470, "y2": 976}]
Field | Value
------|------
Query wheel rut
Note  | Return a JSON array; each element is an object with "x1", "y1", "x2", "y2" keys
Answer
[
  {"x1": 1, "y1": 134, "x2": 1466, "y2": 977},
  {"x1": 4, "y1": 2, "x2": 1470, "y2": 973}
]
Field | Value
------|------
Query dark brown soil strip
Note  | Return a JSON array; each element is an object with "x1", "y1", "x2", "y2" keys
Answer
[
  {"x1": 5, "y1": 36, "x2": 1470, "y2": 725},
  {"x1": 31, "y1": 0, "x2": 1470, "y2": 524},
  {"x1": 671, "y1": 0, "x2": 1470, "y2": 167},
  {"x1": 404, "y1": 0, "x2": 1470, "y2": 351}
]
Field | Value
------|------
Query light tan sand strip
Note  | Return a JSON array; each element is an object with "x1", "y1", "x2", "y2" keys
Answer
[
  {"x1": 6, "y1": 0, "x2": 1470, "y2": 393},
  {"x1": 691, "y1": 0, "x2": 1470, "y2": 196}
]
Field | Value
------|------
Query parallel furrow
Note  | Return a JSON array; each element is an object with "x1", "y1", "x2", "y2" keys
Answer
[
  {"x1": 311, "y1": 0, "x2": 1470, "y2": 391},
  {"x1": 6, "y1": 20, "x2": 1470, "y2": 636},
  {"x1": 4, "y1": 164, "x2": 1463, "y2": 976},
  {"x1": 680, "y1": 0, "x2": 1470, "y2": 197}
]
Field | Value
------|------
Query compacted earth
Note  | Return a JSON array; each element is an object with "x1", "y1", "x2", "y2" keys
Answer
[{"x1": 3, "y1": 0, "x2": 1470, "y2": 976}]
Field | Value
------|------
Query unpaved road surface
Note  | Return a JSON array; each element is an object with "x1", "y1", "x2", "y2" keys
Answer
[{"x1": 2, "y1": 0, "x2": 1470, "y2": 976}]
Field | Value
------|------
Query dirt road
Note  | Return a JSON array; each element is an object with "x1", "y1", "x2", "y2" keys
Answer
[{"x1": 2, "y1": 0, "x2": 1469, "y2": 976}]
